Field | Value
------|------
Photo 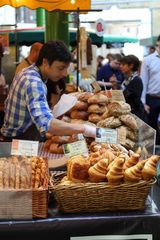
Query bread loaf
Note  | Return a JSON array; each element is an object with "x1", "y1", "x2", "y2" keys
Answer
[
  {"x1": 88, "y1": 93, "x2": 109, "y2": 104},
  {"x1": 67, "y1": 155, "x2": 90, "y2": 183},
  {"x1": 107, "y1": 101, "x2": 131, "y2": 117},
  {"x1": 70, "y1": 110, "x2": 89, "y2": 120}
]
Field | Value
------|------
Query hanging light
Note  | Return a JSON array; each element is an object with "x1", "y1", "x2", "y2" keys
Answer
[{"x1": 70, "y1": 0, "x2": 76, "y2": 4}]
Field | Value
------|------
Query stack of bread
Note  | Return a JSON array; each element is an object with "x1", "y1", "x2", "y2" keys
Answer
[
  {"x1": 0, "y1": 156, "x2": 48, "y2": 189},
  {"x1": 59, "y1": 142, "x2": 159, "y2": 185}
]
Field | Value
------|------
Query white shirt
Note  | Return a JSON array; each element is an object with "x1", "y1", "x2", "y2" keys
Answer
[{"x1": 140, "y1": 51, "x2": 160, "y2": 104}]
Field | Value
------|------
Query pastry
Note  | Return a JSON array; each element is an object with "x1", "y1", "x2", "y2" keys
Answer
[
  {"x1": 124, "y1": 160, "x2": 146, "y2": 182},
  {"x1": 142, "y1": 155, "x2": 160, "y2": 180},
  {"x1": 88, "y1": 158, "x2": 109, "y2": 182}
]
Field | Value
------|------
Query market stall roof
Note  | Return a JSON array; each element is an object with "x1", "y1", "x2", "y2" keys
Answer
[
  {"x1": 140, "y1": 36, "x2": 157, "y2": 46},
  {"x1": 3, "y1": 27, "x2": 138, "y2": 47},
  {"x1": 0, "y1": 0, "x2": 91, "y2": 11}
]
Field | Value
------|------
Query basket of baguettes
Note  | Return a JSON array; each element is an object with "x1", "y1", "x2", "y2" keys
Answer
[
  {"x1": 0, "y1": 156, "x2": 48, "y2": 219},
  {"x1": 51, "y1": 143, "x2": 159, "y2": 213}
]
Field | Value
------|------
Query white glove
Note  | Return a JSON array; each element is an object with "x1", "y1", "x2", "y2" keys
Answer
[{"x1": 83, "y1": 124, "x2": 96, "y2": 138}]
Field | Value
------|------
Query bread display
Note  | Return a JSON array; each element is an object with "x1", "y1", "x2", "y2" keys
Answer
[{"x1": 0, "y1": 156, "x2": 48, "y2": 189}]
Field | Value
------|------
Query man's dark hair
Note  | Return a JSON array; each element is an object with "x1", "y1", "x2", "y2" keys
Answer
[
  {"x1": 36, "y1": 40, "x2": 72, "y2": 66},
  {"x1": 120, "y1": 54, "x2": 140, "y2": 72}
]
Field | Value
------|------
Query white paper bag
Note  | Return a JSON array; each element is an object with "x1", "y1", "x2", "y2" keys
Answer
[{"x1": 52, "y1": 94, "x2": 77, "y2": 118}]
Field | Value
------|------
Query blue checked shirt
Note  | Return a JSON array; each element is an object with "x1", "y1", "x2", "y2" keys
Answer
[{"x1": 1, "y1": 64, "x2": 53, "y2": 137}]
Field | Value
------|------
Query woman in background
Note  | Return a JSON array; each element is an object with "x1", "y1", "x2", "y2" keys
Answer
[{"x1": 120, "y1": 54, "x2": 147, "y2": 122}]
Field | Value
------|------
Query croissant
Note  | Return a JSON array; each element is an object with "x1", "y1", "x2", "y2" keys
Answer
[
  {"x1": 142, "y1": 155, "x2": 160, "y2": 180},
  {"x1": 124, "y1": 160, "x2": 146, "y2": 182},
  {"x1": 123, "y1": 153, "x2": 140, "y2": 170},
  {"x1": 106, "y1": 157, "x2": 125, "y2": 185},
  {"x1": 67, "y1": 155, "x2": 90, "y2": 183},
  {"x1": 88, "y1": 158, "x2": 109, "y2": 182}
]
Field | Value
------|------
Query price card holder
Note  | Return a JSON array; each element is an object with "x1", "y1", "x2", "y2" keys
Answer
[
  {"x1": 63, "y1": 140, "x2": 88, "y2": 158},
  {"x1": 95, "y1": 128, "x2": 118, "y2": 144},
  {"x1": 11, "y1": 139, "x2": 39, "y2": 156},
  {"x1": 90, "y1": 81, "x2": 101, "y2": 93}
]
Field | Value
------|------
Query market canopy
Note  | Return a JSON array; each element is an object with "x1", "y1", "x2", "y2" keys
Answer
[
  {"x1": 0, "y1": 0, "x2": 91, "y2": 11},
  {"x1": 6, "y1": 28, "x2": 138, "y2": 47}
]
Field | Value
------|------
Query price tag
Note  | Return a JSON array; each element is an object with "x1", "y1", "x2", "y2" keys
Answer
[
  {"x1": 11, "y1": 139, "x2": 39, "y2": 156},
  {"x1": 63, "y1": 140, "x2": 88, "y2": 157},
  {"x1": 95, "y1": 128, "x2": 118, "y2": 144},
  {"x1": 90, "y1": 81, "x2": 101, "y2": 93}
]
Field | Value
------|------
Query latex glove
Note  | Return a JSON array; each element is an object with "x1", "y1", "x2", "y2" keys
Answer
[{"x1": 83, "y1": 124, "x2": 96, "y2": 138}]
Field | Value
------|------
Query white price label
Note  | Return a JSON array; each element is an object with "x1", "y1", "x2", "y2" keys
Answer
[
  {"x1": 96, "y1": 128, "x2": 118, "y2": 144},
  {"x1": 11, "y1": 139, "x2": 39, "y2": 156},
  {"x1": 63, "y1": 140, "x2": 88, "y2": 157}
]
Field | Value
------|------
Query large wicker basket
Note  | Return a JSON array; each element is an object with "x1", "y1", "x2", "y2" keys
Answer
[
  {"x1": 0, "y1": 188, "x2": 48, "y2": 219},
  {"x1": 52, "y1": 178, "x2": 156, "y2": 213}
]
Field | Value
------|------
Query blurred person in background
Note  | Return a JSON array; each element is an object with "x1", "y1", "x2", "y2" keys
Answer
[
  {"x1": 97, "y1": 53, "x2": 124, "y2": 90},
  {"x1": 140, "y1": 35, "x2": 160, "y2": 144},
  {"x1": 96, "y1": 55, "x2": 104, "y2": 77},
  {"x1": 0, "y1": 42, "x2": 6, "y2": 86},
  {"x1": 120, "y1": 54, "x2": 147, "y2": 122},
  {"x1": 15, "y1": 42, "x2": 43, "y2": 75}
]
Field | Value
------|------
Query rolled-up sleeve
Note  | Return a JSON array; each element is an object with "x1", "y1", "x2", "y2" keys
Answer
[{"x1": 25, "y1": 80, "x2": 53, "y2": 134}]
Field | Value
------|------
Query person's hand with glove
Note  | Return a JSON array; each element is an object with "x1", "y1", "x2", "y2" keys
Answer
[{"x1": 83, "y1": 124, "x2": 96, "y2": 138}]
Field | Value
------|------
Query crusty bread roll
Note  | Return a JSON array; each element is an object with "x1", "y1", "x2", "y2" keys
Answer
[
  {"x1": 107, "y1": 101, "x2": 131, "y2": 117},
  {"x1": 78, "y1": 92, "x2": 94, "y2": 102},
  {"x1": 107, "y1": 157, "x2": 125, "y2": 185},
  {"x1": 67, "y1": 155, "x2": 90, "y2": 183},
  {"x1": 119, "y1": 114, "x2": 138, "y2": 131},
  {"x1": 49, "y1": 143, "x2": 64, "y2": 154},
  {"x1": 97, "y1": 116, "x2": 122, "y2": 128},
  {"x1": 88, "y1": 93, "x2": 109, "y2": 104},
  {"x1": 70, "y1": 110, "x2": 89, "y2": 120},
  {"x1": 124, "y1": 160, "x2": 146, "y2": 182},
  {"x1": 142, "y1": 155, "x2": 160, "y2": 180},
  {"x1": 71, "y1": 100, "x2": 88, "y2": 111},
  {"x1": 88, "y1": 158, "x2": 109, "y2": 182},
  {"x1": 88, "y1": 104, "x2": 106, "y2": 114},
  {"x1": 88, "y1": 113, "x2": 102, "y2": 123}
]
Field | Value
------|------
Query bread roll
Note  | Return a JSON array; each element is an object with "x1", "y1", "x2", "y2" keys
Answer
[
  {"x1": 70, "y1": 110, "x2": 89, "y2": 120},
  {"x1": 72, "y1": 100, "x2": 88, "y2": 111},
  {"x1": 106, "y1": 157, "x2": 125, "y2": 185},
  {"x1": 142, "y1": 155, "x2": 160, "y2": 180},
  {"x1": 88, "y1": 113, "x2": 102, "y2": 123},
  {"x1": 67, "y1": 155, "x2": 90, "y2": 183},
  {"x1": 119, "y1": 114, "x2": 138, "y2": 131},
  {"x1": 97, "y1": 116, "x2": 122, "y2": 128},
  {"x1": 78, "y1": 92, "x2": 94, "y2": 102},
  {"x1": 88, "y1": 93, "x2": 109, "y2": 104},
  {"x1": 49, "y1": 143, "x2": 64, "y2": 154},
  {"x1": 107, "y1": 101, "x2": 131, "y2": 117},
  {"x1": 88, "y1": 104, "x2": 106, "y2": 114},
  {"x1": 123, "y1": 153, "x2": 140, "y2": 170},
  {"x1": 124, "y1": 160, "x2": 146, "y2": 182},
  {"x1": 88, "y1": 158, "x2": 109, "y2": 182}
]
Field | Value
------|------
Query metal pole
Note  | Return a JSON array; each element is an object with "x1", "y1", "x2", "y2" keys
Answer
[{"x1": 76, "y1": 8, "x2": 80, "y2": 91}]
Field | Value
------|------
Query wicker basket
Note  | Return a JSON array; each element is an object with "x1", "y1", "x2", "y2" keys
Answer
[
  {"x1": 0, "y1": 188, "x2": 48, "y2": 219},
  {"x1": 52, "y1": 178, "x2": 156, "y2": 213}
]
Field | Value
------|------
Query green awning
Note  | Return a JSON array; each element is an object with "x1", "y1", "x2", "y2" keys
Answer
[
  {"x1": 8, "y1": 29, "x2": 138, "y2": 47},
  {"x1": 140, "y1": 36, "x2": 157, "y2": 46}
]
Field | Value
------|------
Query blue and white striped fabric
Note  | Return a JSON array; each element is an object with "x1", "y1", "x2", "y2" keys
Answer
[{"x1": 1, "y1": 64, "x2": 53, "y2": 137}]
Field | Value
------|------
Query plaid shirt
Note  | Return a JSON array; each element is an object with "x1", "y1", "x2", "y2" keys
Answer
[{"x1": 1, "y1": 64, "x2": 53, "y2": 137}]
